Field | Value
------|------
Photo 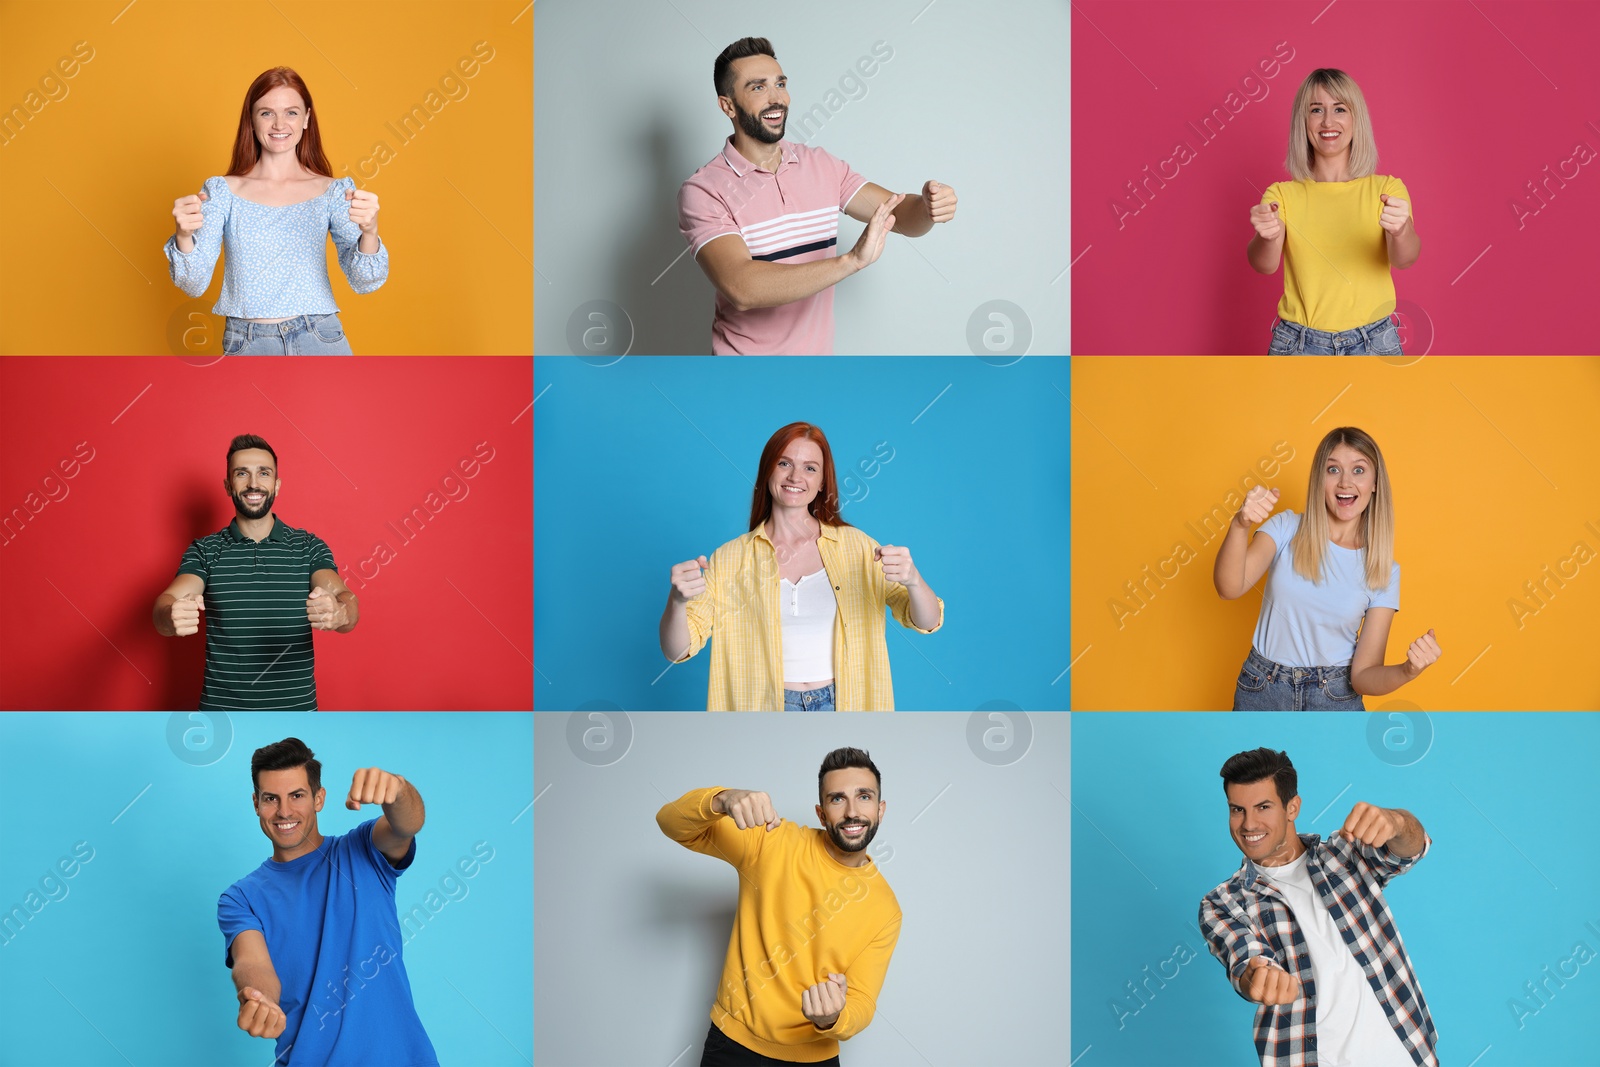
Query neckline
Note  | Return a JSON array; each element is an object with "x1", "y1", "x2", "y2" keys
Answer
[
  {"x1": 223, "y1": 175, "x2": 337, "y2": 207},
  {"x1": 780, "y1": 567, "x2": 826, "y2": 586}
]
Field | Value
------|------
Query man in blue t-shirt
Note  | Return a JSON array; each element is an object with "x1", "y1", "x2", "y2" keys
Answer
[{"x1": 217, "y1": 737, "x2": 439, "y2": 1066}]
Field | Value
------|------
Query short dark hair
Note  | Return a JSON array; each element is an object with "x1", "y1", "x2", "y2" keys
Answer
[
  {"x1": 818, "y1": 747, "x2": 881, "y2": 803},
  {"x1": 1219, "y1": 747, "x2": 1297, "y2": 806},
  {"x1": 714, "y1": 37, "x2": 776, "y2": 100},
  {"x1": 251, "y1": 737, "x2": 321, "y2": 795},
  {"x1": 227, "y1": 434, "x2": 277, "y2": 472}
]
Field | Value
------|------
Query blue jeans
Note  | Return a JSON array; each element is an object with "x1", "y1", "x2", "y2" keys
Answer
[
  {"x1": 1269, "y1": 315, "x2": 1402, "y2": 356},
  {"x1": 223, "y1": 313, "x2": 353, "y2": 355},
  {"x1": 784, "y1": 683, "x2": 835, "y2": 711},
  {"x1": 1232, "y1": 647, "x2": 1365, "y2": 711}
]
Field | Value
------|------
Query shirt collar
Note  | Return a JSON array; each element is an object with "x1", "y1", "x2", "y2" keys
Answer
[
  {"x1": 720, "y1": 136, "x2": 798, "y2": 178},
  {"x1": 226, "y1": 514, "x2": 283, "y2": 543},
  {"x1": 1241, "y1": 832, "x2": 1320, "y2": 889},
  {"x1": 753, "y1": 519, "x2": 840, "y2": 545}
]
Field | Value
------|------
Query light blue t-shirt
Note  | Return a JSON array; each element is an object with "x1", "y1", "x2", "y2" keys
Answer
[
  {"x1": 218, "y1": 819, "x2": 438, "y2": 1067},
  {"x1": 1250, "y1": 510, "x2": 1400, "y2": 668},
  {"x1": 165, "y1": 175, "x2": 389, "y2": 317}
]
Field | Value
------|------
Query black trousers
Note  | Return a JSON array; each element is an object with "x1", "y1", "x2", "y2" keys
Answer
[{"x1": 699, "y1": 1023, "x2": 841, "y2": 1067}]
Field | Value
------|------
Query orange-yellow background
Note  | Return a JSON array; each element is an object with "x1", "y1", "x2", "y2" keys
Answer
[
  {"x1": 1072, "y1": 357, "x2": 1600, "y2": 711},
  {"x1": 0, "y1": 0, "x2": 532, "y2": 354}
]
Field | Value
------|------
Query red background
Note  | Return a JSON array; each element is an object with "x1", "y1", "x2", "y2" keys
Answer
[
  {"x1": 0, "y1": 357, "x2": 531, "y2": 710},
  {"x1": 1071, "y1": 0, "x2": 1600, "y2": 354}
]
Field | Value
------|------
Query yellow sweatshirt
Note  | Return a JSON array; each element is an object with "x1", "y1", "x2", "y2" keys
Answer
[{"x1": 656, "y1": 787, "x2": 902, "y2": 1062}]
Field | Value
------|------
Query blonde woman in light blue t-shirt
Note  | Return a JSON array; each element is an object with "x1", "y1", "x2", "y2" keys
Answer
[{"x1": 1213, "y1": 426, "x2": 1442, "y2": 710}]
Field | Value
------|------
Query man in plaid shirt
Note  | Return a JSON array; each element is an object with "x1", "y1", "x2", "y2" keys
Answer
[{"x1": 1199, "y1": 748, "x2": 1437, "y2": 1067}]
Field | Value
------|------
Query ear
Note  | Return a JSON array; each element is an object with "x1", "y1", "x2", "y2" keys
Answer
[
  {"x1": 313, "y1": 788, "x2": 326, "y2": 812},
  {"x1": 1286, "y1": 795, "x2": 1302, "y2": 821}
]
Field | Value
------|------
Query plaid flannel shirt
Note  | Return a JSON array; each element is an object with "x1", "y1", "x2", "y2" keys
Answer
[{"x1": 1199, "y1": 832, "x2": 1437, "y2": 1067}]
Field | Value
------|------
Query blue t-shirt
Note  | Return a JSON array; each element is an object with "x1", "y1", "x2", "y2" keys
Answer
[
  {"x1": 1250, "y1": 510, "x2": 1400, "y2": 668},
  {"x1": 218, "y1": 820, "x2": 438, "y2": 1066}
]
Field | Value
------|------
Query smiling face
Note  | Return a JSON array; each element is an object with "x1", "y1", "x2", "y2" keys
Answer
[
  {"x1": 768, "y1": 438, "x2": 824, "y2": 515},
  {"x1": 225, "y1": 447, "x2": 280, "y2": 520},
  {"x1": 254, "y1": 766, "x2": 325, "y2": 859},
  {"x1": 1304, "y1": 86, "x2": 1352, "y2": 161},
  {"x1": 816, "y1": 767, "x2": 884, "y2": 856},
  {"x1": 253, "y1": 85, "x2": 307, "y2": 156},
  {"x1": 1321, "y1": 443, "x2": 1376, "y2": 525},
  {"x1": 1226, "y1": 778, "x2": 1301, "y2": 866},
  {"x1": 722, "y1": 54, "x2": 789, "y2": 144}
]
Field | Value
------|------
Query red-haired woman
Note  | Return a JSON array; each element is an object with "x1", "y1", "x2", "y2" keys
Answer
[
  {"x1": 164, "y1": 67, "x2": 388, "y2": 355},
  {"x1": 658, "y1": 422, "x2": 944, "y2": 711}
]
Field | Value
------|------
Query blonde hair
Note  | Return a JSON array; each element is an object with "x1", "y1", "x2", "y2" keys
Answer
[
  {"x1": 1286, "y1": 68, "x2": 1378, "y2": 180},
  {"x1": 1290, "y1": 426, "x2": 1394, "y2": 590}
]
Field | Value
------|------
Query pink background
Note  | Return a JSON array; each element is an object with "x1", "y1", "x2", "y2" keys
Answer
[{"x1": 1072, "y1": 0, "x2": 1599, "y2": 354}]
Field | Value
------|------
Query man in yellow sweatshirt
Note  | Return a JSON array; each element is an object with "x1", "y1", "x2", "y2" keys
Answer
[{"x1": 656, "y1": 747, "x2": 902, "y2": 1066}]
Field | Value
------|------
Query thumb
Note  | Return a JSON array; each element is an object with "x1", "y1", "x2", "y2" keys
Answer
[
  {"x1": 345, "y1": 189, "x2": 355, "y2": 200},
  {"x1": 1269, "y1": 202, "x2": 1278, "y2": 212},
  {"x1": 1380, "y1": 194, "x2": 1390, "y2": 205},
  {"x1": 696, "y1": 555, "x2": 709, "y2": 569},
  {"x1": 1268, "y1": 487, "x2": 1281, "y2": 498},
  {"x1": 829, "y1": 973, "x2": 846, "y2": 986},
  {"x1": 247, "y1": 987, "x2": 262, "y2": 1000},
  {"x1": 308, "y1": 587, "x2": 324, "y2": 599},
  {"x1": 198, "y1": 191, "x2": 209, "y2": 202}
]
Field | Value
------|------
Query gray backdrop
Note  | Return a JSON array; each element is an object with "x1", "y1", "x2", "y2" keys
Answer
[
  {"x1": 534, "y1": 711, "x2": 1069, "y2": 1066},
  {"x1": 534, "y1": 0, "x2": 1069, "y2": 355}
]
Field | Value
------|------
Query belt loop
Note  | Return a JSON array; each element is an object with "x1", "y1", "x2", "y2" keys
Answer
[{"x1": 246, "y1": 321, "x2": 255, "y2": 343}]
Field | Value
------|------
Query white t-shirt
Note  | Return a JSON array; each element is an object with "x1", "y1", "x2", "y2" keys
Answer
[
  {"x1": 1250, "y1": 510, "x2": 1400, "y2": 668},
  {"x1": 1259, "y1": 851, "x2": 1415, "y2": 1067},
  {"x1": 779, "y1": 568, "x2": 836, "y2": 684}
]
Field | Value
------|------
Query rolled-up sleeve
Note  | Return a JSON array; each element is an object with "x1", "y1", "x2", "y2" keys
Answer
[
  {"x1": 329, "y1": 178, "x2": 388, "y2": 293},
  {"x1": 163, "y1": 177, "x2": 228, "y2": 297}
]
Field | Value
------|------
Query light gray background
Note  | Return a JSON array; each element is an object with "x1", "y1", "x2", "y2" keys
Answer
[
  {"x1": 534, "y1": 711, "x2": 1069, "y2": 1066},
  {"x1": 534, "y1": 0, "x2": 1069, "y2": 355}
]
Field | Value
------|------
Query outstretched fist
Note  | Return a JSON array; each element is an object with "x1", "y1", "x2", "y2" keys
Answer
[
  {"x1": 713, "y1": 788, "x2": 782, "y2": 831},
  {"x1": 1237, "y1": 485, "x2": 1280, "y2": 528},
  {"x1": 874, "y1": 544, "x2": 917, "y2": 585},
  {"x1": 171, "y1": 592, "x2": 205, "y2": 636},
  {"x1": 921, "y1": 180, "x2": 958, "y2": 224},
  {"x1": 345, "y1": 188, "x2": 380, "y2": 234},
  {"x1": 1241, "y1": 956, "x2": 1300, "y2": 1006},
  {"x1": 236, "y1": 986, "x2": 286, "y2": 1038},
  {"x1": 1250, "y1": 200, "x2": 1282, "y2": 241},
  {"x1": 346, "y1": 767, "x2": 404, "y2": 810},
  {"x1": 174, "y1": 190, "x2": 209, "y2": 238},
  {"x1": 1379, "y1": 193, "x2": 1410, "y2": 235},
  {"x1": 801, "y1": 973, "x2": 848, "y2": 1027},
  {"x1": 669, "y1": 556, "x2": 709, "y2": 603}
]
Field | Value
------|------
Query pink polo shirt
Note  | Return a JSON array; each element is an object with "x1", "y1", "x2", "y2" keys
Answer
[{"x1": 678, "y1": 137, "x2": 868, "y2": 355}]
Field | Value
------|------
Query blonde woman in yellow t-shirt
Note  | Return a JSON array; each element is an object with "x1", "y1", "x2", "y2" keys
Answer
[{"x1": 1248, "y1": 69, "x2": 1421, "y2": 355}]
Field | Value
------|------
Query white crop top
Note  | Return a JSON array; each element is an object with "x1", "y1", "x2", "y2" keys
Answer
[{"x1": 779, "y1": 568, "x2": 836, "y2": 684}]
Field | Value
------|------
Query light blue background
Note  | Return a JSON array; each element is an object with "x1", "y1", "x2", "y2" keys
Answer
[
  {"x1": 1071, "y1": 712, "x2": 1600, "y2": 1067},
  {"x1": 533, "y1": 0, "x2": 1069, "y2": 355},
  {"x1": 0, "y1": 713, "x2": 531, "y2": 1067},
  {"x1": 534, "y1": 710, "x2": 1068, "y2": 1066},
  {"x1": 533, "y1": 356, "x2": 1070, "y2": 710}
]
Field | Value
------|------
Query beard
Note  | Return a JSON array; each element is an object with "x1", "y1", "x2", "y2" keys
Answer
[
  {"x1": 736, "y1": 101, "x2": 785, "y2": 144},
  {"x1": 232, "y1": 486, "x2": 277, "y2": 520},
  {"x1": 828, "y1": 817, "x2": 878, "y2": 853}
]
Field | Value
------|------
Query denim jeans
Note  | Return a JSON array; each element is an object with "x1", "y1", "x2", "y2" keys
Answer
[
  {"x1": 1268, "y1": 315, "x2": 1402, "y2": 356},
  {"x1": 223, "y1": 313, "x2": 353, "y2": 355},
  {"x1": 700, "y1": 1023, "x2": 840, "y2": 1067},
  {"x1": 783, "y1": 683, "x2": 835, "y2": 711},
  {"x1": 1232, "y1": 647, "x2": 1365, "y2": 711}
]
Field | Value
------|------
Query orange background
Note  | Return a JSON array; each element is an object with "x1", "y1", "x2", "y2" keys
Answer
[
  {"x1": 1072, "y1": 357, "x2": 1600, "y2": 711},
  {"x1": 0, "y1": 0, "x2": 532, "y2": 354}
]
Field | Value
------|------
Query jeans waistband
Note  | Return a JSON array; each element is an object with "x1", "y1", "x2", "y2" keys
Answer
[
  {"x1": 1275, "y1": 314, "x2": 1393, "y2": 347},
  {"x1": 1245, "y1": 647, "x2": 1351, "y2": 684},
  {"x1": 784, "y1": 683, "x2": 834, "y2": 710},
  {"x1": 225, "y1": 314, "x2": 334, "y2": 340}
]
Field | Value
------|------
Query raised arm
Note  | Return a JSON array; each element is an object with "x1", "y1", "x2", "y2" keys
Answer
[
  {"x1": 844, "y1": 180, "x2": 957, "y2": 239},
  {"x1": 330, "y1": 186, "x2": 388, "y2": 293},
  {"x1": 152, "y1": 572, "x2": 206, "y2": 637},
  {"x1": 660, "y1": 555, "x2": 709, "y2": 661},
  {"x1": 347, "y1": 767, "x2": 423, "y2": 863},
  {"x1": 228, "y1": 929, "x2": 287, "y2": 1039},
  {"x1": 166, "y1": 182, "x2": 227, "y2": 296},
  {"x1": 1199, "y1": 894, "x2": 1301, "y2": 1005},
  {"x1": 1213, "y1": 486, "x2": 1279, "y2": 600}
]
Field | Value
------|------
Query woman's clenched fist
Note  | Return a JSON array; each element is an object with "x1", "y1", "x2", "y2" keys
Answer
[
  {"x1": 669, "y1": 556, "x2": 709, "y2": 603},
  {"x1": 1250, "y1": 201, "x2": 1282, "y2": 241},
  {"x1": 1236, "y1": 485, "x2": 1280, "y2": 529},
  {"x1": 345, "y1": 188, "x2": 379, "y2": 234},
  {"x1": 174, "y1": 190, "x2": 208, "y2": 238}
]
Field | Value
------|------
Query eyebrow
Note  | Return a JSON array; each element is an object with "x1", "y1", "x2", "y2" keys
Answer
[
  {"x1": 1309, "y1": 99, "x2": 1346, "y2": 106},
  {"x1": 232, "y1": 466, "x2": 274, "y2": 473},
  {"x1": 744, "y1": 76, "x2": 785, "y2": 88},
  {"x1": 827, "y1": 789, "x2": 876, "y2": 798},
  {"x1": 258, "y1": 789, "x2": 305, "y2": 799}
]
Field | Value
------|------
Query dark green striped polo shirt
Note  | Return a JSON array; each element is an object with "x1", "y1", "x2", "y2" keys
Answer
[{"x1": 177, "y1": 515, "x2": 336, "y2": 710}]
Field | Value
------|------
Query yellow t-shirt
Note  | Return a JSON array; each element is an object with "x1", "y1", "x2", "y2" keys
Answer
[
  {"x1": 1264, "y1": 175, "x2": 1412, "y2": 332},
  {"x1": 656, "y1": 788, "x2": 903, "y2": 1062},
  {"x1": 677, "y1": 521, "x2": 945, "y2": 711}
]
